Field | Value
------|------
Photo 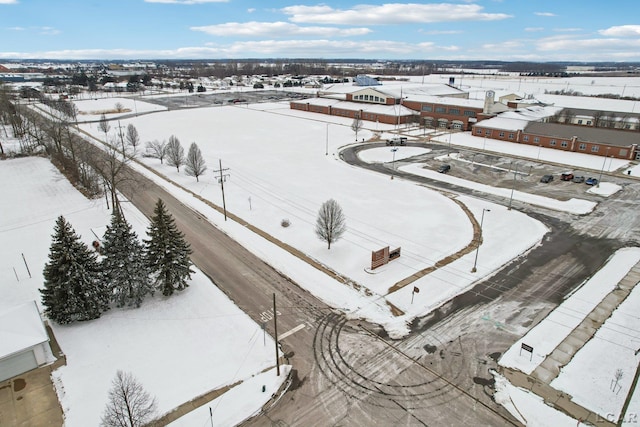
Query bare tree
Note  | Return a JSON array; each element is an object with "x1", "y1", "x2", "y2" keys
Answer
[
  {"x1": 166, "y1": 135, "x2": 184, "y2": 172},
  {"x1": 351, "y1": 116, "x2": 363, "y2": 141},
  {"x1": 91, "y1": 144, "x2": 135, "y2": 213},
  {"x1": 114, "y1": 102, "x2": 125, "y2": 113},
  {"x1": 101, "y1": 370, "x2": 157, "y2": 427},
  {"x1": 125, "y1": 124, "x2": 140, "y2": 154},
  {"x1": 184, "y1": 142, "x2": 207, "y2": 181},
  {"x1": 145, "y1": 139, "x2": 167, "y2": 164},
  {"x1": 98, "y1": 113, "x2": 111, "y2": 139},
  {"x1": 315, "y1": 199, "x2": 346, "y2": 249}
]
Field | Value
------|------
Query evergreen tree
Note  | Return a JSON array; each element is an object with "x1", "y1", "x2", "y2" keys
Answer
[
  {"x1": 144, "y1": 199, "x2": 194, "y2": 296},
  {"x1": 101, "y1": 211, "x2": 154, "y2": 308},
  {"x1": 40, "y1": 216, "x2": 109, "y2": 324}
]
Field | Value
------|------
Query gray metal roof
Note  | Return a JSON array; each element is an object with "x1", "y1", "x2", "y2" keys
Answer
[{"x1": 524, "y1": 122, "x2": 640, "y2": 147}]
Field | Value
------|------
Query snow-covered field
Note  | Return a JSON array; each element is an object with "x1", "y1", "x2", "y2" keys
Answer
[
  {"x1": 0, "y1": 158, "x2": 286, "y2": 426},
  {"x1": 2, "y1": 72, "x2": 640, "y2": 425},
  {"x1": 77, "y1": 99, "x2": 549, "y2": 336}
]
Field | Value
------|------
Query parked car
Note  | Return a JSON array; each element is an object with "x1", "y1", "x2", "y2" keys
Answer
[
  {"x1": 572, "y1": 175, "x2": 585, "y2": 183},
  {"x1": 540, "y1": 174, "x2": 554, "y2": 183},
  {"x1": 560, "y1": 172, "x2": 574, "y2": 181},
  {"x1": 386, "y1": 137, "x2": 407, "y2": 146},
  {"x1": 438, "y1": 164, "x2": 451, "y2": 173},
  {"x1": 585, "y1": 177, "x2": 599, "y2": 185}
]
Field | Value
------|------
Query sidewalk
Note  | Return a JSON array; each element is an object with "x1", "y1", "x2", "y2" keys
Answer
[{"x1": 499, "y1": 259, "x2": 640, "y2": 426}]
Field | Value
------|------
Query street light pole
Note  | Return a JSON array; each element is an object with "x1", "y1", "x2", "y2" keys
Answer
[
  {"x1": 471, "y1": 208, "x2": 490, "y2": 273},
  {"x1": 508, "y1": 164, "x2": 518, "y2": 210},
  {"x1": 597, "y1": 147, "x2": 610, "y2": 188},
  {"x1": 325, "y1": 123, "x2": 329, "y2": 156},
  {"x1": 391, "y1": 147, "x2": 398, "y2": 180}
]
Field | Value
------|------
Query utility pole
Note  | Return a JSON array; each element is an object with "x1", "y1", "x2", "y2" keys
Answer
[
  {"x1": 116, "y1": 121, "x2": 126, "y2": 156},
  {"x1": 212, "y1": 160, "x2": 230, "y2": 221},
  {"x1": 273, "y1": 293, "x2": 280, "y2": 376},
  {"x1": 508, "y1": 163, "x2": 518, "y2": 210}
]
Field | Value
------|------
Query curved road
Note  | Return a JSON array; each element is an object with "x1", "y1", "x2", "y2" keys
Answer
[
  {"x1": 109, "y1": 146, "x2": 519, "y2": 425},
  {"x1": 113, "y1": 139, "x2": 636, "y2": 425}
]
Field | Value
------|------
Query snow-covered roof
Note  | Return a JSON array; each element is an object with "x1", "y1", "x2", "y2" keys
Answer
[
  {"x1": 319, "y1": 82, "x2": 464, "y2": 99},
  {"x1": 534, "y1": 94, "x2": 640, "y2": 115},
  {"x1": 0, "y1": 301, "x2": 49, "y2": 359},
  {"x1": 382, "y1": 84, "x2": 466, "y2": 99},
  {"x1": 402, "y1": 94, "x2": 486, "y2": 108},
  {"x1": 293, "y1": 97, "x2": 417, "y2": 116},
  {"x1": 474, "y1": 106, "x2": 562, "y2": 131}
]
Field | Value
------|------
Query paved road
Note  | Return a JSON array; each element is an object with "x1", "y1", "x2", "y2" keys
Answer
[
  {"x1": 107, "y1": 151, "x2": 518, "y2": 425},
  {"x1": 107, "y1": 138, "x2": 639, "y2": 426}
]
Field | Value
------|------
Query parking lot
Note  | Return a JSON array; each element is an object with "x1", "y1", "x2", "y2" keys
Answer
[
  {"x1": 412, "y1": 146, "x2": 621, "y2": 204},
  {"x1": 142, "y1": 89, "x2": 311, "y2": 110}
]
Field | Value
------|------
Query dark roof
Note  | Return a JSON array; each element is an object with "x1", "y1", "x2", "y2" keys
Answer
[{"x1": 524, "y1": 122, "x2": 639, "y2": 147}]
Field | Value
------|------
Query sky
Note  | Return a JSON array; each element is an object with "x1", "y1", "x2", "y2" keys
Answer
[{"x1": 1, "y1": 0, "x2": 640, "y2": 61}]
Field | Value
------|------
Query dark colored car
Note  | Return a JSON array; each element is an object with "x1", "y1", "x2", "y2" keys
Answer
[
  {"x1": 386, "y1": 137, "x2": 407, "y2": 146},
  {"x1": 585, "y1": 177, "x2": 599, "y2": 186},
  {"x1": 561, "y1": 173, "x2": 574, "y2": 181},
  {"x1": 572, "y1": 175, "x2": 585, "y2": 183},
  {"x1": 438, "y1": 164, "x2": 451, "y2": 173},
  {"x1": 540, "y1": 174, "x2": 554, "y2": 183}
]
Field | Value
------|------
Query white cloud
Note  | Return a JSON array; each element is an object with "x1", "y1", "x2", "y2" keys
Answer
[
  {"x1": 144, "y1": 0, "x2": 228, "y2": 4},
  {"x1": 553, "y1": 28, "x2": 582, "y2": 32},
  {"x1": 419, "y1": 29, "x2": 462, "y2": 35},
  {"x1": 0, "y1": 39, "x2": 455, "y2": 60},
  {"x1": 0, "y1": 0, "x2": 18, "y2": 4},
  {"x1": 599, "y1": 25, "x2": 640, "y2": 37},
  {"x1": 191, "y1": 21, "x2": 372, "y2": 37},
  {"x1": 524, "y1": 27, "x2": 544, "y2": 32},
  {"x1": 281, "y1": 3, "x2": 511, "y2": 25},
  {"x1": 40, "y1": 26, "x2": 61, "y2": 35},
  {"x1": 536, "y1": 35, "x2": 640, "y2": 52},
  {"x1": 534, "y1": 12, "x2": 556, "y2": 17},
  {"x1": 482, "y1": 40, "x2": 524, "y2": 50},
  {"x1": 247, "y1": 8, "x2": 255, "y2": 13},
  {"x1": 7, "y1": 26, "x2": 25, "y2": 31}
]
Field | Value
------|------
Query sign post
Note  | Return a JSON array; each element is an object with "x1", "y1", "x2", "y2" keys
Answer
[
  {"x1": 411, "y1": 286, "x2": 420, "y2": 304},
  {"x1": 520, "y1": 343, "x2": 533, "y2": 361}
]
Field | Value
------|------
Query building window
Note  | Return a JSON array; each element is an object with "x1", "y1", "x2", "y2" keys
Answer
[
  {"x1": 587, "y1": 120, "x2": 592, "y2": 125},
  {"x1": 533, "y1": 137, "x2": 540, "y2": 143},
  {"x1": 579, "y1": 143, "x2": 586, "y2": 150},
  {"x1": 523, "y1": 135, "x2": 529, "y2": 142},
  {"x1": 550, "y1": 140, "x2": 556, "y2": 146},
  {"x1": 485, "y1": 130, "x2": 491, "y2": 136},
  {"x1": 464, "y1": 110, "x2": 476, "y2": 117},
  {"x1": 620, "y1": 149, "x2": 628, "y2": 157},
  {"x1": 422, "y1": 105, "x2": 433, "y2": 112},
  {"x1": 592, "y1": 146, "x2": 599, "y2": 152},
  {"x1": 476, "y1": 129, "x2": 482, "y2": 135},
  {"x1": 364, "y1": 95, "x2": 370, "y2": 101},
  {"x1": 449, "y1": 108, "x2": 460, "y2": 115},
  {"x1": 435, "y1": 106, "x2": 446, "y2": 113},
  {"x1": 578, "y1": 120, "x2": 583, "y2": 124},
  {"x1": 508, "y1": 133, "x2": 514, "y2": 139},
  {"x1": 499, "y1": 132, "x2": 505, "y2": 137},
  {"x1": 561, "y1": 141, "x2": 568, "y2": 148}
]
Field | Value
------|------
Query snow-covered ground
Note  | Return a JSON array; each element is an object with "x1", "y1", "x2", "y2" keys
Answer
[
  {"x1": 3, "y1": 72, "x2": 639, "y2": 425},
  {"x1": 499, "y1": 248, "x2": 640, "y2": 422},
  {"x1": 0, "y1": 158, "x2": 287, "y2": 426},
  {"x1": 76, "y1": 100, "x2": 549, "y2": 336}
]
